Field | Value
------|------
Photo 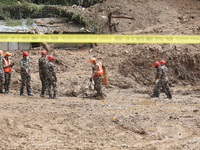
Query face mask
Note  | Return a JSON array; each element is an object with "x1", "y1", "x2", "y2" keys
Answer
[
  {"x1": 8, "y1": 56, "x2": 11, "y2": 59},
  {"x1": 26, "y1": 56, "x2": 29, "y2": 60}
]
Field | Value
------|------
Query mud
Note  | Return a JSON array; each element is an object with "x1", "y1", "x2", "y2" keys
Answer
[
  {"x1": 0, "y1": 90, "x2": 200, "y2": 149},
  {"x1": 1, "y1": 0, "x2": 200, "y2": 149}
]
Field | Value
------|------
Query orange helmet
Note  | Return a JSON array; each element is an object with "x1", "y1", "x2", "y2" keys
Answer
[
  {"x1": 4, "y1": 52, "x2": 11, "y2": 56},
  {"x1": 90, "y1": 58, "x2": 96, "y2": 63},
  {"x1": 154, "y1": 61, "x2": 159, "y2": 67},
  {"x1": 0, "y1": 50, "x2": 3, "y2": 55}
]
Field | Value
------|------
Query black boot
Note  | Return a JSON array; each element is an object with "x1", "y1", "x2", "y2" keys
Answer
[
  {"x1": 27, "y1": 87, "x2": 34, "y2": 96},
  {"x1": 0, "y1": 83, "x2": 4, "y2": 94},
  {"x1": 40, "y1": 91, "x2": 45, "y2": 97},
  {"x1": 20, "y1": 87, "x2": 25, "y2": 96},
  {"x1": 53, "y1": 94, "x2": 58, "y2": 99},
  {"x1": 7, "y1": 87, "x2": 10, "y2": 93},
  {"x1": 167, "y1": 91, "x2": 172, "y2": 99},
  {"x1": 155, "y1": 91, "x2": 160, "y2": 98},
  {"x1": 5, "y1": 86, "x2": 8, "y2": 94},
  {"x1": 49, "y1": 93, "x2": 52, "y2": 99}
]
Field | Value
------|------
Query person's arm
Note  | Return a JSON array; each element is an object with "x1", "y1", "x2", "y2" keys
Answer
[
  {"x1": 153, "y1": 68, "x2": 161, "y2": 83},
  {"x1": 155, "y1": 68, "x2": 162, "y2": 84},
  {"x1": 157, "y1": 74, "x2": 161, "y2": 79},
  {"x1": 52, "y1": 64, "x2": 57, "y2": 81},
  {"x1": 20, "y1": 60, "x2": 28, "y2": 73},
  {"x1": 92, "y1": 65, "x2": 98, "y2": 78}
]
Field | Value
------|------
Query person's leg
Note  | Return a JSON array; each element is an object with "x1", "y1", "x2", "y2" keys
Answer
[
  {"x1": 0, "y1": 73, "x2": 4, "y2": 93},
  {"x1": 47, "y1": 79, "x2": 52, "y2": 98},
  {"x1": 27, "y1": 74, "x2": 34, "y2": 96},
  {"x1": 53, "y1": 81, "x2": 58, "y2": 99},
  {"x1": 20, "y1": 73, "x2": 26, "y2": 96}
]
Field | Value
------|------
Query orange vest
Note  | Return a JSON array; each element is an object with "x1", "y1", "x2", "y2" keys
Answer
[
  {"x1": 3, "y1": 58, "x2": 12, "y2": 73},
  {"x1": 95, "y1": 62, "x2": 103, "y2": 75}
]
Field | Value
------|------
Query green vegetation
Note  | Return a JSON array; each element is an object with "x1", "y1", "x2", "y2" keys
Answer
[
  {"x1": 6, "y1": 18, "x2": 34, "y2": 26},
  {"x1": 0, "y1": 0, "x2": 100, "y2": 7},
  {"x1": 0, "y1": 0, "x2": 103, "y2": 33},
  {"x1": 6, "y1": 19, "x2": 24, "y2": 26}
]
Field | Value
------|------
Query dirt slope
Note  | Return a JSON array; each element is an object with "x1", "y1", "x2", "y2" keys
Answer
[{"x1": 1, "y1": 0, "x2": 200, "y2": 149}]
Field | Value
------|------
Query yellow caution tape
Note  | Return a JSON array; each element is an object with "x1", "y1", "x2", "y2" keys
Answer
[{"x1": 0, "y1": 34, "x2": 200, "y2": 43}]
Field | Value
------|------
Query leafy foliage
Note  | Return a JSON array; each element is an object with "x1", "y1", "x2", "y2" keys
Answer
[{"x1": 0, "y1": 0, "x2": 100, "y2": 7}]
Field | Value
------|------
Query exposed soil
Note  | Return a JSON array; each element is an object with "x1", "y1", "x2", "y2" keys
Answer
[{"x1": 1, "y1": 0, "x2": 200, "y2": 149}]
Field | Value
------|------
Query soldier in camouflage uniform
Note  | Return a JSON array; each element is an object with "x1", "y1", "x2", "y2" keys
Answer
[
  {"x1": 38, "y1": 51, "x2": 48, "y2": 97},
  {"x1": 47, "y1": 55, "x2": 57, "y2": 99},
  {"x1": 0, "y1": 50, "x2": 4, "y2": 93},
  {"x1": 90, "y1": 58, "x2": 105, "y2": 98},
  {"x1": 19, "y1": 51, "x2": 34, "y2": 96},
  {"x1": 152, "y1": 61, "x2": 172, "y2": 99}
]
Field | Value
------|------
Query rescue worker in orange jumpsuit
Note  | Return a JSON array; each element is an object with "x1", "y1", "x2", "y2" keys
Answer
[
  {"x1": 90, "y1": 58, "x2": 105, "y2": 98},
  {"x1": 3, "y1": 52, "x2": 14, "y2": 93}
]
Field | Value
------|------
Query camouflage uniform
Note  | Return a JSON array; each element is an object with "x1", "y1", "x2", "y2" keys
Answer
[
  {"x1": 20, "y1": 58, "x2": 32, "y2": 95},
  {"x1": 47, "y1": 61, "x2": 57, "y2": 97},
  {"x1": 0, "y1": 57, "x2": 4, "y2": 93},
  {"x1": 154, "y1": 65, "x2": 172, "y2": 98},
  {"x1": 3, "y1": 58, "x2": 12, "y2": 93},
  {"x1": 38, "y1": 57, "x2": 47, "y2": 94},
  {"x1": 93, "y1": 63, "x2": 105, "y2": 95}
]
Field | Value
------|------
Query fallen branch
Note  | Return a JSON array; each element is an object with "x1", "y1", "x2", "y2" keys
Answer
[
  {"x1": 32, "y1": 26, "x2": 51, "y2": 52},
  {"x1": 111, "y1": 15, "x2": 134, "y2": 20}
]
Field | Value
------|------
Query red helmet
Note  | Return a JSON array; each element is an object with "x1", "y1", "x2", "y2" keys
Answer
[
  {"x1": 154, "y1": 61, "x2": 159, "y2": 67},
  {"x1": 41, "y1": 51, "x2": 47, "y2": 55},
  {"x1": 23, "y1": 51, "x2": 29, "y2": 56},
  {"x1": 160, "y1": 60, "x2": 166, "y2": 64},
  {"x1": 48, "y1": 55, "x2": 55, "y2": 60}
]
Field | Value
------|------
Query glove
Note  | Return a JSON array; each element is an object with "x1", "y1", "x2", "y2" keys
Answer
[
  {"x1": 9, "y1": 64, "x2": 13, "y2": 68},
  {"x1": 155, "y1": 79, "x2": 160, "y2": 84},
  {"x1": 152, "y1": 78, "x2": 156, "y2": 83},
  {"x1": 90, "y1": 77, "x2": 92, "y2": 82}
]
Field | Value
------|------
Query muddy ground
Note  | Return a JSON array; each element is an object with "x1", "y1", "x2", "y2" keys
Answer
[{"x1": 1, "y1": 0, "x2": 200, "y2": 149}]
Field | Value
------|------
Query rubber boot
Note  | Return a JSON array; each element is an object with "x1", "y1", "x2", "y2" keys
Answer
[
  {"x1": 49, "y1": 93, "x2": 52, "y2": 99},
  {"x1": 27, "y1": 87, "x2": 34, "y2": 96},
  {"x1": 96, "y1": 93, "x2": 105, "y2": 100},
  {"x1": 20, "y1": 87, "x2": 25, "y2": 96},
  {"x1": 53, "y1": 94, "x2": 58, "y2": 99},
  {"x1": 155, "y1": 91, "x2": 160, "y2": 98},
  {"x1": 4, "y1": 86, "x2": 8, "y2": 94},
  {"x1": 0, "y1": 83, "x2": 4, "y2": 94},
  {"x1": 0, "y1": 89, "x2": 3, "y2": 94},
  {"x1": 167, "y1": 91, "x2": 172, "y2": 99},
  {"x1": 7, "y1": 87, "x2": 10, "y2": 93},
  {"x1": 40, "y1": 91, "x2": 45, "y2": 97}
]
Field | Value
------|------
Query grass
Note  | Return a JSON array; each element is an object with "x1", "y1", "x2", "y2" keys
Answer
[
  {"x1": 6, "y1": 18, "x2": 34, "y2": 27},
  {"x1": 0, "y1": 1, "x2": 103, "y2": 33}
]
